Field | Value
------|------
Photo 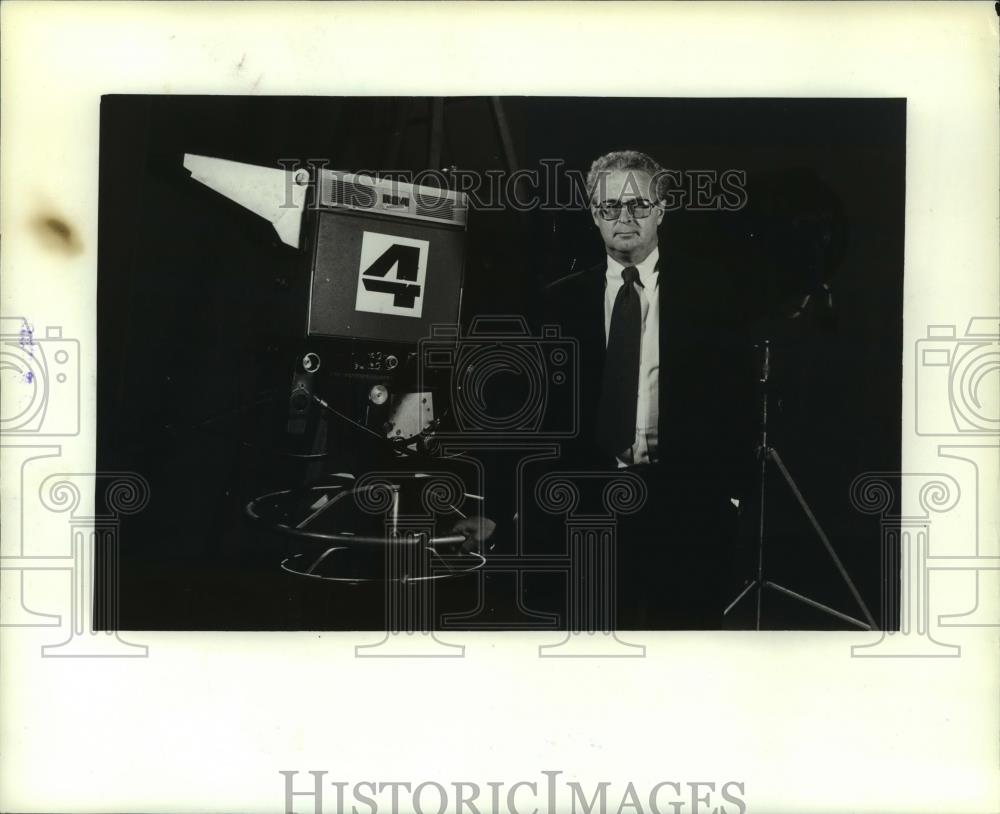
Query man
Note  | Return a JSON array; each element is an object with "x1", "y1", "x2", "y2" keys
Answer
[{"x1": 537, "y1": 150, "x2": 757, "y2": 628}]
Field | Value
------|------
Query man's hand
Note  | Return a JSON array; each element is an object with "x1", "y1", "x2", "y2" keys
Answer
[{"x1": 448, "y1": 516, "x2": 497, "y2": 553}]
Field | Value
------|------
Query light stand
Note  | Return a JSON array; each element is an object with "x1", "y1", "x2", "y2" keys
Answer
[{"x1": 725, "y1": 339, "x2": 878, "y2": 631}]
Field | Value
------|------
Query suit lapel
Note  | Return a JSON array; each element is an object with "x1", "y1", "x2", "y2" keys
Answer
[
  {"x1": 583, "y1": 262, "x2": 607, "y2": 373},
  {"x1": 566, "y1": 263, "x2": 607, "y2": 452},
  {"x1": 657, "y1": 252, "x2": 681, "y2": 442}
]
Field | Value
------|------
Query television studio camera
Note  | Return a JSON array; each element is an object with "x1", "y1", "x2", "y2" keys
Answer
[{"x1": 183, "y1": 154, "x2": 492, "y2": 589}]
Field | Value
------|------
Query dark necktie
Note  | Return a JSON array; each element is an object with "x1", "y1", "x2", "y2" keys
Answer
[{"x1": 597, "y1": 265, "x2": 641, "y2": 458}]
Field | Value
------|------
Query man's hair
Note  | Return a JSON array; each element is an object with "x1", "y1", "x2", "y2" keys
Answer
[{"x1": 586, "y1": 150, "x2": 665, "y2": 203}]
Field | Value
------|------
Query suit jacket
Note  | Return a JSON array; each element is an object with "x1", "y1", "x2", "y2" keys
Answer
[{"x1": 540, "y1": 241, "x2": 758, "y2": 509}]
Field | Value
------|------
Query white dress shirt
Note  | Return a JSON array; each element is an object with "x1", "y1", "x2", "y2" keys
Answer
[{"x1": 604, "y1": 247, "x2": 660, "y2": 467}]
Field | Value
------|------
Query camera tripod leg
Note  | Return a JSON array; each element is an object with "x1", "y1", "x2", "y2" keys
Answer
[
  {"x1": 724, "y1": 579, "x2": 757, "y2": 617},
  {"x1": 755, "y1": 443, "x2": 768, "y2": 629},
  {"x1": 768, "y1": 448, "x2": 878, "y2": 630},
  {"x1": 765, "y1": 581, "x2": 870, "y2": 630}
]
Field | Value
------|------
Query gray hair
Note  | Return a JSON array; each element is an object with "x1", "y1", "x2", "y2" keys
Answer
[{"x1": 586, "y1": 150, "x2": 666, "y2": 203}]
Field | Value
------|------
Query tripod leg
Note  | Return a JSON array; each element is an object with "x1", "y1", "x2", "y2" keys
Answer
[
  {"x1": 755, "y1": 446, "x2": 767, "y2": 630},
  {"x1": 489, "y1": 97, "x2": 529, "y2": 207},
  {"x1": 724, "y1": 579, "x2": 757, "y2": 617},
  {"x1": 428, "y1": 97, "x2": 444, "y2": 170},
  {"x1": 765, "y1": 581, "x2": 871, "y2": 630},
  {"x1": 768, "y1": 448, "x2": 878, "y2": 629},
  {"x1": 489, "y1": 97, "x2": 519, "y2": 174},
  {"x1": 723, "y1": 340, "x2": 771, "y2": 627},
  {"x1": 385, "y1": 98, "x2": 413, "y2": 168}
]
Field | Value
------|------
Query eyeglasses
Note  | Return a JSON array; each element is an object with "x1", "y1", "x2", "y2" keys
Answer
[{"x1": 593, "y1": 198, "x2": 660, "y2": 221}]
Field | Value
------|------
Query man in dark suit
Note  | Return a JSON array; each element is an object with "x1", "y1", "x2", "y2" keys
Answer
[{"x1": 537, "y1": 150, "x2": 757, "y2": 628}]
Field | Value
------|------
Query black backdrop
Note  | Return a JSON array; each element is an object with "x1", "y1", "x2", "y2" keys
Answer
[{"x1": 98, "y1": 96, "x2": 904, "y2": 630}]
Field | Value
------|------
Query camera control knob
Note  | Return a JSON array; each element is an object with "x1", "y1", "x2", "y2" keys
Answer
[
  {"x1": 302, "y1": 352, "x2": 321, "y2": 373},
  {"x1": 386, "y1": 354, "x2": 399, "y2": 370}
]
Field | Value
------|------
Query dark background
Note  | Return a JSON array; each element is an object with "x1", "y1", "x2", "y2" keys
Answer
[{"x1": 98, "y1": 96, "x2": 904, "y2": 630}]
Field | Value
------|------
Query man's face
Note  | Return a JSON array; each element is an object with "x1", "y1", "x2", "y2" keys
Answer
[{"x1": 590, "y1": 169, "x2": 664, "y2": 264}]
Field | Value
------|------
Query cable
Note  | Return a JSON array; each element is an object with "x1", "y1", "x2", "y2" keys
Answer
[
  {"x1": 311, "y1": 395, "x2": 387, "y2": 441},
  {"x1": 311, "y1": 394, "x2": 441, "y2": 460}
]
